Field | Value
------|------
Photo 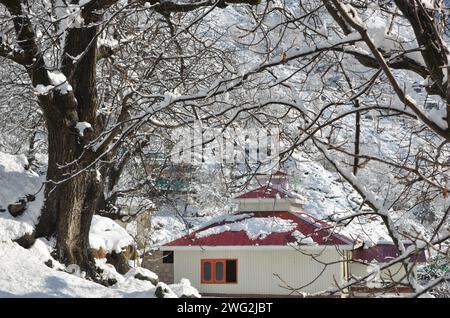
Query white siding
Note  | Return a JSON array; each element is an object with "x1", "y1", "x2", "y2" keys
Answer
[
  {"x1": 238, "y1": 201, "x2": 303, "y2": 212},
  {"x1": 174, "y1": 249, "x2": 344, "y2": 295},
  {"x1": 349, "y1": 262, "x2": 415, "y2": 283}
]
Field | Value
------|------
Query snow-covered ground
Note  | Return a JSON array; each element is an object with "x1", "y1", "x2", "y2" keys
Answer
[
  {"x1": 0, "y1": 151, "x2": 199, "y2": 298},
  {"x1": 0, "y1": 240, "x2": 198, "y2": 298},
  {"x1": 0, "y1": 152, "x2": 44, "y2": 242}
]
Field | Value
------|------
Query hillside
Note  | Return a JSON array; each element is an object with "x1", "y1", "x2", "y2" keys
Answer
[{"x1": 0, "y1": 152, "x2": 198, "y2": 298}]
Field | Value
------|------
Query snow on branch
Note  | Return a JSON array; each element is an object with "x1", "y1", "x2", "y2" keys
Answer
[
  {"x1": 329, "y1": 0, "x2": 450, "y2": 141},
  {"x1": 142, "y1": 0, "x2": 260, "y2": 14},
  {"x1": 85, "y1": 33, "x2": 363, "y2": 166},
  {"x1": 313, "y1": 138, "x2": 421, "y2": 293}
]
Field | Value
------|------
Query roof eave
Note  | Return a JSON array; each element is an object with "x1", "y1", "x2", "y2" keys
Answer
[
  {"x1": 233, "y1": 197, "x2": 306, "y2": 204},
  {"x1": 159, "y1": 244, "x2": 354, "y2": 251}
]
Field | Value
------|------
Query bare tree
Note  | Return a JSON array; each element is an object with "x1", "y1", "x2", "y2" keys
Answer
[
  {"x1": 1, "y1": 0, "x2": 449, "y2": 295},
  {"x1": 0, "y1": 0, "x2": 258, "y2": 279}
]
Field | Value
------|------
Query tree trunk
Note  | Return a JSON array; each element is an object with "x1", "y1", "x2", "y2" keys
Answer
[
  {"x1": 36, "y1": 24, "x2": 101, "y2": 277},
  {"x1": 35, "y1": 111, "x2": 99, "y2": 276}
]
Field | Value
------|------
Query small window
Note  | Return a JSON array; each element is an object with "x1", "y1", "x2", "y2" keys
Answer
[
  {"x1": 163, "y1": 251, "x2": 174, "y2": 264},
  {"x1": 225, "y1": 260, "x2": 237, "y2": 283},
  {"x1": 201, "y1": 259, "x2": 237, "y2": 284}
]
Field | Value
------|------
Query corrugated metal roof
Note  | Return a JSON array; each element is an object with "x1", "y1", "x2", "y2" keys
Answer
[
  {"x1": 163, "y1": 211, "x2": 352, "y2": 247},
  {"x1": 352, "y1": 244, "x2": 427, "y2": 263},
  {"x1": 163, "y1": 182, "x2": 426, "y2": 263}
]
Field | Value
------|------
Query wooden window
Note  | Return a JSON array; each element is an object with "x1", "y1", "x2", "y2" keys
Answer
[{"x1": 201, "y1": 259, "x2": 237, "y2": 284}]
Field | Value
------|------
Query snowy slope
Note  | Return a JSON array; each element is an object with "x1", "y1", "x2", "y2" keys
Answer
[
  {"x1": 287, "y1": 155, "x2": 397, "y2": 246},
  {"x1": 0, "y1": 151, "x2": 199, "y2": 297},
  {"x1": 0, "y1": 152, "x2": 44, "y2": 242},
  {"x1": 0, "y1": 240, "x2": 198, "y2": 298},
  {"x1": 0, "y1": 151, "x2": 135, "y2": 251}
]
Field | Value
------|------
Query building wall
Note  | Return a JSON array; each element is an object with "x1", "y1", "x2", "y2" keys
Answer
[
  {"x1": 238, "y1": 201, "x2": 302, "y2": 212},
  {"x1": 349, "y1": 261, "x2": 415, "y2": 284},
  {"x1": 174, "y1": 249, "x2": 345, "y2": 295},
  {"x1": 348, "y1": 262, "x2": 417, "y2": 295},
  {"x1": 143, "y1": 251, "x2": 174, "y2": 284}
]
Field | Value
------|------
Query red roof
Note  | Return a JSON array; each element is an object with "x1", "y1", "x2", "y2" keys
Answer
[
  {"x1": 164, "y1": 211, "x2": 353, "y2": 248},
  {"x1": 235, "y1": 185, "x2": 290, "y2": 199},
  {"x1": 352, "y1": 244, "x2": 426, "y2": 263},
  {"x1": 271, "y1": 170, "x2": 288, "y2": 176}
]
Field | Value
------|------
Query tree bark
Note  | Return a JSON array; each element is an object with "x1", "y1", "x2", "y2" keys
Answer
[
  {"x1": 1, "y1": 0, "x2": 261, "y2": 279},
  {"x1": 36, "y1": 119, "x2": 98, "y2": 275},
  {"x1": 36, "y1": 23, "x2": 100, "y2": 276}
]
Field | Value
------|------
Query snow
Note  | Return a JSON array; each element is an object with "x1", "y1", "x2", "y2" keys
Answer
[
  {"x1": 427, "y1": 104, "x2": 448, "y2": 130},
  {"x1": 286, "y1": 152, "x2": 400, "y2": 247},
  {"x1": 28, "y1": 238, "x2": 65, "y2": 271},
  {"x1": 0, "y1": 151, "x2": 31, "y2": 174},
  {"x1": 47, "y1": 71, "x2": 73, "y2": 95},
  {"x1": 33, "y1": 84, "x2": 54, "y2": 96},
  {"x1": 147, "y1": 210, "x2": 253, "y2": 247},
  {"x1": 79, "y1": 0, "x2": 92, "y2": 5},
  {"x1": 163, "y1": 91, "x2": 179, "y2": 104},
  {"x1": 347, "y1": 8, "x2": 427, "y2": 69},
  {"x1": 291, "y1": 230, "x2": 317, "y2": 245},
  {"x1": 89, "y1": 215, "x2": 134, "y2": 254},
  {"x1": 168, "y1": 278, "x2": 201, "y2": 298},
  {"x1": 146, "y1": 212, "x2": 190, "y2": 246},
  {"x1": 0, "y1": 240, "x2": 198, "y2": 298},
  {"x1": 95, "y1": 258, "x2": 124, "y2": 283},
  {"x1": 340, "y1": 3, "x2": 366, "y2": 28},
  {"x1": 0, "y1": 152, "x2": 202, "y2": 297},
  {"x1": 195, "y1": 216, "x2": 296, "y2": 240},
  {"x1": 75, "y1": 121, "x2": 92, "y2": 137},
  {"x1": 124, "y1": 267, "x2": 158, "y2": 282},
  {"x1": 154, "y1": 282, "x2": 178, "y2": 298},
  {"x1": 0, "y1": 150, "x2": 196, "y2": 297},
  {"x1": 195, "y1": 212, "x2": 253, "y2": 230},
  {"x1": 0, "y1": 151, "x2": 133, "y2": 253},
  {"x1": 97, "y1": 38, "x2": 119, "y2": 50},
  {"x1": 420, "y1": 0, "x2": 436, "y2": 9},
  {"x1": 0, "y1": 241, "x2": 108, "y2": 297},
  {"x1": 0, "y1": 152, "x2": 44, "y2": 241}
]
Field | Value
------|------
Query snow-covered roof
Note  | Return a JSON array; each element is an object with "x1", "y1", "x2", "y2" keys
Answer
[
  {"x1": 352, "y1": 243, "x2": 427, "y2": 263},
  {"x1": 161, "y1": 170, "x2": 425, "y2": 265},
  {"x1": 270, "y1": 170, "x2": 289, "y2": 176},
  {"x1": 161, "y1": 211, "x2": 354, "y2": 249},
  {"x1": 234, "y1": 183, "x2": 306, "y2": 202}
]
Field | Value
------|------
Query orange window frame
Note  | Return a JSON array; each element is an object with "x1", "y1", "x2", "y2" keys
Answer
[{"x1": 201, "y1": 259, "x2": 238, "y2": 284}]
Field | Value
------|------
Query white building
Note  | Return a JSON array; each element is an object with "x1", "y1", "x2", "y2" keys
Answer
[{"x1": 160, "y1": 172, "x2": 425, "y2": 297}]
